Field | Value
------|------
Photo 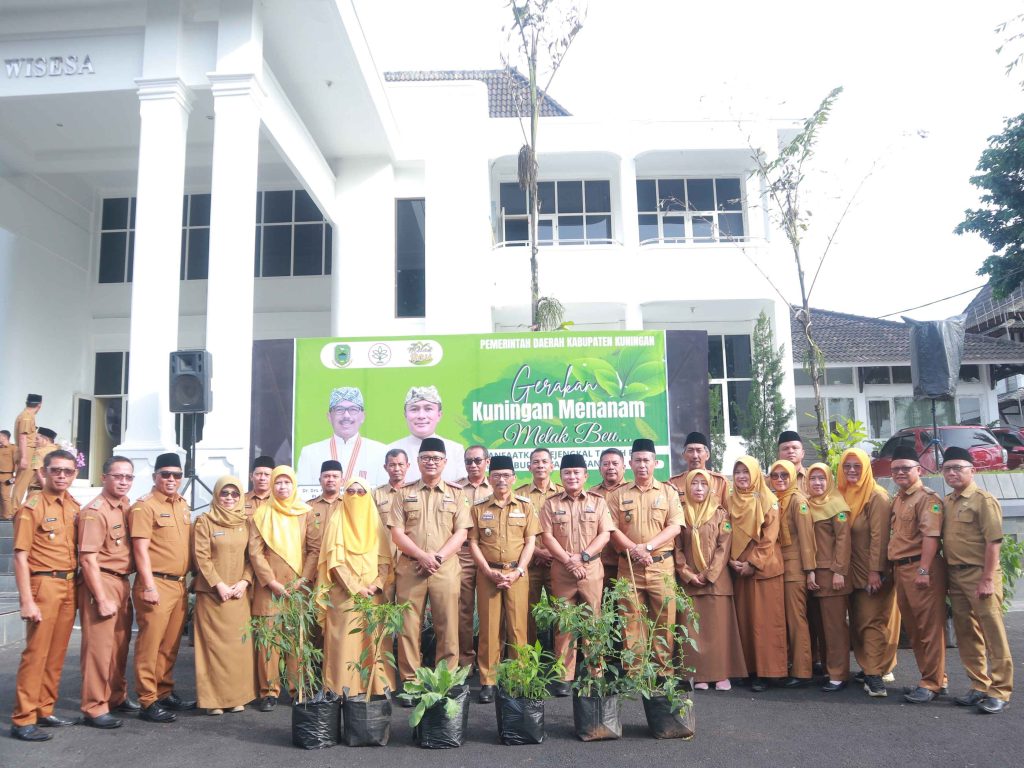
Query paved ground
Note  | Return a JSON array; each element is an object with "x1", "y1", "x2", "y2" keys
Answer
[{"x1": 1, "y1": 614, "x2": 1022, "y2": 768}]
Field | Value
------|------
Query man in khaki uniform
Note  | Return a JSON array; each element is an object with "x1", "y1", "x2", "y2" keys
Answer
[
  {"x1": 608, "y1": 439, "x2": 685, "y2": 674},
  {"x1": 374, "y1": 449, "x2": 409, "y2": 601},
  {"x1": 669, "y1": 432, "x2": 729, "y2": 510},
  {"x1": 941, "y1": 447, "x2": 1013, "y2": 714},
  {"x1": 78, "y1": 456, "x2": 137, "y2": 728},
  {"x1": 540, "y1": 453, "x2": 615, "y2": 696},
  {"x1": 28, "y1": 428, "x2": 59, "y2": 492},
  {"x1": 388, "y1": 438, "x2": 472, "y2": 693},
  {"x1": 10, "y1": 449, "x2": 80, "y2": 742},
  {"x1": 516, "y1": 447, "x2": 563, "y2": 644},
  {"x1": 778, "y1": 430, "x2": 811, "y2": 494},
  {"x1": 244, "y1": 455, "x2": 275, "y2": 520},
  {"x1": 130, "y1": 452, "x2": 195, "y2": 723},
  {"x1": 307, "y1": 459, "x2": 343, "y2": 539},
  {"x1": 590, "y1": 448, "x2": 627, "y2": 590},
  {"x1": 0, "y1": 429, "x2": 16, "y2": 519},
  {"x1": 11, "y1": 393, "x2": 42, "y2": 511},
  {"x1": 456, "y1": 445, "x2": 491, "y2": 670},
  {"x1": 468, "y1": 455, "x2": 539, "y2": 702}
]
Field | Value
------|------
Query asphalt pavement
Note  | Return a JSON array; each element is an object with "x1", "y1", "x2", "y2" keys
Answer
[{"x1": 1, "y1": 613, "x2": 1022, "y2": 768}]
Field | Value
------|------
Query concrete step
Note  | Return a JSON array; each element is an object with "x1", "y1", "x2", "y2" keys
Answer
[
  {"x1": 0, "y1": 537, "x2": 12, "y2": 555},
  {"x1": 0, "y1": 574, "x2": 15, "y2": 591},
  {"x1": 0, "y1": 553, "x2": 10, "y2": 572}
]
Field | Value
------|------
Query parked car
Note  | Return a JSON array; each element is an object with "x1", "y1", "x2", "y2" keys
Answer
[
  {"x1": 990, "y1": 427, "x2": 1024, "y2": 470},
  {"x1": 871, "y1": 425, "x2": 1007, "y2": 477}
]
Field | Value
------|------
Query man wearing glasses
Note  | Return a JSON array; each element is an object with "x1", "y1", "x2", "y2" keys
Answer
[
  {"x1": 941, "y1": 447, "x2": 1014, "y2": 714},
  {"x1": 10, "y1": 450, "x2": 80, "y2": 742},
  {"x1": 387, "y1": 438, "x2": 472, "y2": 695},
  {"x1": 78, "y1": 456, "x2": 139, "y2": 729},
  {"x1": 456, "y1": 445, "x2": 491, "y2": 670},
  {"x1": 297, "y1": 387, "x2": 387, "y2": 487},
  {"x1": 129, "y1": 452, "x2": 195, "y2": 723}
]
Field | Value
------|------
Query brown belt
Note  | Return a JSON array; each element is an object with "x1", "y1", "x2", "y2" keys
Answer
[
  {"x1": 950, "y1": 563, "x2": 981, "y2": 570},
  {"x1": 487, "y1": 560, "x2": 520, "y2": 570},
  {"x1": 152, "y1": 571, "x2": 186, "y2": 583},
  {"x1": 100, "y1": 568, "x2": 130, "y2": 579},
  {"x1": 650, "y1": 551, "x2": 674, "y2": 563},
  {"x1": 895, "y1": 555, "x2": 922, "y2": 566},
  {"x1": 32, "y1": 570, "x2": 75, "y2": 580}
]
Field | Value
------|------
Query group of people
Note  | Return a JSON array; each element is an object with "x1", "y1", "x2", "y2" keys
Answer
[
  {"x1": 1, "y1": 394, "x2": 64, "y2": 520},
  {"x1": 7, "y1": 408, "x2": 1015, "y2": 744}
]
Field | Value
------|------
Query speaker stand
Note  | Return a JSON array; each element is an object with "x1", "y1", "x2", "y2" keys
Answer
[{"x1": 180, "y1": 414, "x2": 212, "y2": 511}]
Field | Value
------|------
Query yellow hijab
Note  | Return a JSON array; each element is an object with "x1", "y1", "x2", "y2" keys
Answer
[
  {"x1": 729, "y1": 456, "x2": 777, "y2": 559},
  {"x1": 683, "y1": 469, "x2": 719, "y2": 572},
  {"x1": 205, "y1": 475, "x2": 247, "y2": 528},
  {"x1": 768, "y1": 459, "x2": 798, "y2": 547},
  {"x1": 837, "y1": 448, "x2": 887, "y2": 525},
  {"x1": 317, "y1": 478, "x2": 388, "y2": 593},
  {"x1": 253, "y1": 465, "x2": 309, "y2": 576},
  {"x1": 805, "y1": 462, "x2": 849, "y2": 523}
]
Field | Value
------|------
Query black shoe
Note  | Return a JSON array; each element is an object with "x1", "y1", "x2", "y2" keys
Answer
[
  {"x1": 37, "y1": 714, "x2": 80, "y2": 727},
  {"x1": 977, "y1": 696, "x2": 1008, "y2": 714},
  {"x1": 863, "y1": 675, "x2": 887, "y2": 698},
  {"x1": 113, "y1": 699, "x2": 141, "y2": 713},
  {"x1": 257, "y1": 696, "x2": 276, "y2": 712},
  {"x1": 158, "y1": 692, "x2": 196, "y2": 711},
  {"x1": 821, "y1": 680, "x2": 847, "y2": 693},
  {"x1": 478, "y1": 685, "x2": 495, "y2": 703},
  {"x1": 812, "y1": 662, "x2": 826, "y2": 677},
  {"x1": 551, "y1": 681, "x2": 572, "y2": 697},
  {"x1": 903, "y1": 686, "x2": 937, "y2": 704},
  {"x1": 954, "y1": 689, "x2": 986, "y2": 707},
  {"x1": 750, "y1": 678, "x2": 767, "y2": 693},
  {"x1": 83, "y1": 713, "x2": 123, "y2": 729},
  {"x1": 853, "y1": 669, "x2": 866, "y2": 684},
  {"x1": 782, "y1": 677, "x2": 811, "y2": 689},
  {"x1": 903, "y1": 685, "x2": 947, "y2": 697},
  {"x1": 10, "y1": 724, "x2": 52, "y2": 742},
  {"x1": 139, "y1": 703, "x2": 176, "y2": 723}
]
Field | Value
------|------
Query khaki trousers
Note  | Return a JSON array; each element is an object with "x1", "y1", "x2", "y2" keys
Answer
[
  {"x1": 850, "y1": 581, "x2": 899, "y2": 677},
  {"x1": 816, "y1": 593, "x2": 850, "y2": 682},
  {"x1": 0, "y1": 473, "x2": 15, "y2": 519},
  {"x1": 11, "y1": 466, "x2": 35, "y2": 514},
  {"x1": 133, "y1": 579, "x2": 186, "y2": 707},
  {"x1": 948, "y1": 565, "x2": 1014, "y2": 701},
  {"x1": 80, "y1": 573, "x2": 133, "y2": 716},
  {"x1": 550, "y1": 561, "x2": 603, "y2": 681},
  {"x1": 476, "y1": 567, "x2": 529, "y2": 685},
  {"x1": 527, "y1": 561, "x2": 552, "y2": 645},
  {"x1": 894, "y1": 559, "x2": 947, "y2": 692},
  {"x1": 784, "y1": 580, "x2": 812, "y2": 678},
  {"x1": 12, "y1": 576, "x2": 77, "y2": 725},
  {"x1": 457, "y1": 545, "x2": 477, "y2": 668},
  {"x1": 619, "y1": 555, "x2": 676, "y2": 674},
  {"x1": 395, "y1": 557, "x2": 461, "y2": 682}
]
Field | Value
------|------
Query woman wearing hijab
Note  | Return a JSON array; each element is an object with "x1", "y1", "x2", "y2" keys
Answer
[
  {"x1": 839, "y1": 447, "x2": 898, "y2": 698},
  {"x1": 768, "y1": 459, "x2": 816, "y2": 689},
  {"x1": 728, "y1": 456, "x2": 787, "y2": 691},
  {"x1": 318, "y1": 477, "x2": 394, "y2": 696},
  {"x1": 675, "y1": 469, "x2": 746, "y2": 690},
  {"x1": 249, "y1": 465, "x2": 320, "y2": 711},
  {"x1": 192, "y1": 476, "x2": 257, "y2": 715},
  {"x1": 805, "y1": 462, "x2": 853, "y2": 692}
]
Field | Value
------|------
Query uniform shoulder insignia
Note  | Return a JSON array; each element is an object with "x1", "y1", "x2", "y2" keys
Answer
[
  {"x1": 373, "y1": 483, "x2": 390, "y2": 493},
  {"x1": 137, "y1": 492, "x2": 154, "y2": 502},
  {"x1": 25, "y1": 494, "x2": 39, "y2": 508},
  {"x1": 401, "y1": 480, "x2": 418, "y2": 488},
  {"x1": 515, "y1": 494, "x2": 530, "y2": 504},
  {"x1": 514, "y1": 483, "x2": 531, "y2": 493},
  {"x1": 67, "y1": 496, "x2": 81, "y2": 510},
  {"x1": 930, "y1": 503, "x2": 941, "y2": 515},
  {"x1": 444, "y1": 480, "x2": 464, "y2": 491},
  {"x1": 473, "y1": 495, "x2": 493, "y2": 505}
]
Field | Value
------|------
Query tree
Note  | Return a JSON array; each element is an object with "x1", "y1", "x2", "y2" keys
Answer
[
  {"x1": 504, "y1": 0, "x2": 585, "y2": 329},
  {"x1": 955, "y1": 113, "x2": 1024, "y2": 299},
  {"x1": 740, "y1": 311, "x2": 794, "y2": 469}
]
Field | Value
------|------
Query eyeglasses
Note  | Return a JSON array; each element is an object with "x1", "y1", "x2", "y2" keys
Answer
[
  {"x1": 158, "y1": 471, "x2": 184, "y2": 480},
  {"x1": 890, "y1": 465, "x2": 918, "y2": 475},
  {"x1": 105, "y1": 473, "x2": 135, "y2": 482},
  {"x1": 330, "y1": 406, "x2": 364, "y2": 416},
  {"x1": 465, "y1": 457, "x2": 486, "y2": 465},
  {"x1": 841, "y1": 464, "x2": 861, "y2": 472},
  {"x1": 345, "y1": 487, "x2": 367, "y2": 496},
  {"x1": 419, "y1": 455, "x2": 445, "y2": 464},
  {"x1": 219, "y1": 489, "x2": 241, "y2": 498},
  {"x1": 46, "y1": 467, "x2": 76, "y2": 476},
  {"x1": 490, "y1": 472, "x2": 516, "y2": 481},
  {"x1": 768, "y1": 472, "x2": 790, "y2": 480},
  {"x1": 942, "y1": 464, "x2": 973, "y2": 473}
]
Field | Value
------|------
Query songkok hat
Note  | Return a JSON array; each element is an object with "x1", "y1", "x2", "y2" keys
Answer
[
  {"x1": 684, "y1": 431, "x2": 709, "y2": 448},
  {"x1": 560, "y1": 453, "x2": 588, "y2": 470},
  {"x1": 942, "y1": 447, "x2": 973, "y2": 465},
  {"x1": 252, "y1": 455, "x2": 276, "y2": 470},
  {"x1": 405, "y1": 386, "x2": 442, "y2": 407},
  {"x1": 489, "y1": 455, "x2": 515, "y2": 472},
  {"x1": 631, "y1": 438, "x2": 656, "y2": 454},
  {"x1": 155, "y1": 452, "x2": 182, "y2": 470},
  {"x1": 26, "y1": 394, "x2": 42, "y2": 405},
  {"x1": 892, "y1": 446, "x2": 919, "y2": 463},
  {"x1": 419, "y1": 437, "x2": 446, "y2": 455},
  {"x1": 778, "y1": 430, "x2": 802, "y2": 444},
  {"x1": 320, "y1": 460, "x2": 343, "y2": 474},
  {"x1": 37, "y1": 427, "x2": 57, "y2": 440},
  {"x1": 329, "y1": 387, "x2": 364, "y2": 409}
]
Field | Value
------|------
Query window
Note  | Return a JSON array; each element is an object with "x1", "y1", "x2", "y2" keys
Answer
[
  {"x1": 708, "y1": 334, "x2": 752, "y2": 437},
  {"x1": 959, "y1": 365, "x2": 981, "y2": 383},
  {"x1": 958, "y1": 396, "x2": 982, "y2": 425},
  {"x1": 637, "y1": 177, "x2": 744, "y2": 244},
  {"x1": 868, "y1": 399, "x2": 892, "y2": 439},
  {"x1": 894, "y1": 397, "x2": 954, "y2": 430},
  {"x1": 181, "y1": 193, "x2": 210, "y2": 280},
  {"x1": 499, "y1": 180, "x2": 612, "y2": 245},
  {"x1": 98, "y1": 197, "x2": 136, "y2": 283},
  {"x1": 396, "y1": 199, "x2": 426, "y2": 318},
  {"x1": 860, "y1": 366, "x2": 891, "y2": 385},
  {"x1": 793, "y1": 366, "x2": 854, "y2": 386},
  {"x1": 93, "y1": 351, "x2": 129, "y2": 446},
  {"x1": 796, "y1": 396, "x2": 855, "y2": 452}
]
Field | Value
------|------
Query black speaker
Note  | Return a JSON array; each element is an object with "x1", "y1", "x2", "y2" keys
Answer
[
  {"x1": 905, "y1": 317, "x2": 965, "y2": 400},
  {"x1": 169, "y1": 350, "x2": 212, "y2": 413}
]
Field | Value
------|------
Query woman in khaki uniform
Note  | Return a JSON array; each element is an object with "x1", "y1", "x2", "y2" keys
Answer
[
  {"x1": 805, "y1": 463, "x2": 853, "y2": 692},
  {"x1": 728, "y1": 456, "x2": 787, "y2": 690},
  {"x1": 192, "y1": 476, "x2": 256, "y2": 715},
  {"x1": 317, "y1": 477, "x2": 393, "y2": 697},
  {"x1": 675, "y1": 469, "x2": 746, "y2": 691}
]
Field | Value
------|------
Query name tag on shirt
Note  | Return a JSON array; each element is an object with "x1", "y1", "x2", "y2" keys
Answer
[
  {"x1": 112, "y1": 523, "x2": 122, "y2": 530},
  {"x1": 160, "y1": 513, "x2": 171, "y2": 518},
  {"x1": 509, "y1": 511, "x2": 525, "y2": 518},
  {"x1": 45, "y1": 517, "x2": 57, "y2": 523},
  {"x1": 555, "y1": 510, "x2": 567, "y2": 516},
  {"x1": 405, "y1": 496, "x2": 418, "y2": 502},
  {"x1": 621, "y1": 498, "x2": 635, "y2": 506},
  {"x1": 213, "y1": 531, "x2": 225, "y2": 537},
  {"x1": 482, "y1": 512, "x2": 494, "y2": 520},
  {"x1": 584, "y1": 507, "x2": 595, "y2": 514}
]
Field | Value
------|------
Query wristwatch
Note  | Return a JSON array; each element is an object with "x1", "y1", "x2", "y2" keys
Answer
[
  {"x1": 515, "y1": 566, "x2": 525, "y2": 577},
  {"x1": 917, "y1": 567, "x2": 930, "y2": 576},
  {"x1": 645, "y1": 543, "x2": 653, "y2": 553},
  {"x1": 580, "y1": 551, "x2": 592, "y2": 563}
]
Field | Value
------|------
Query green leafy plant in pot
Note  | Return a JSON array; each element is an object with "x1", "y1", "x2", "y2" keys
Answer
[
  {"x1": 494, "y1": 641, "x2": 566, "y2": 745},
  {"x1": 401, "y1": 659, "x2": 471, "y2": 749}
]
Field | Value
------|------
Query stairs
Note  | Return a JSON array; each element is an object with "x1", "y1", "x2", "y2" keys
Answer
[{"x1": 0, "y1": 519, "x2": 23, "y2": 645}]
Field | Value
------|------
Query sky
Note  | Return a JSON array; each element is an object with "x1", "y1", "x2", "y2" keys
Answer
[{"x1": 353, "y1": 0, "x2": 1024, "y2": 321}]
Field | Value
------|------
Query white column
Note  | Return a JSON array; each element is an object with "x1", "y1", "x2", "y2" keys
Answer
[
  {"x1": 196, "y1": 74, "x2": 263, "y2": 479},
  {"x1": 117, "y1": 78, "x2": 193, "y2": 474}
]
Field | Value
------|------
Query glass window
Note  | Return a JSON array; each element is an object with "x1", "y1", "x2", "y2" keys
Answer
[
  {"x1": 537, "y1": 181, "x2": 556, "y2": 214},
  {"x1": 585, "y1": 215, "x2": 611, "y2": 241},
  {"x1": 636, "y1": 179, "x2": 657, "y2": 212},
  {"x1": 584, "y1": 180, "x2": 611, "y2": 212},
  {"x1": 557, "y1": 181, "x2": 583, "y2": 213},
  {"x1": 558, "y1": 215, "x2": 585, "y2": 242},
  {"x1": 396, "y1": 198, "x2": 426, "y2": 318},
  {"x1": 687, "y1": 179, "x2": 715, "y2": 211},
  {"x1": 658, "y1": 179, "x2": 685, "y2": 211},
  {"x1": 892, "y1": 366, "x2": 913, "y2": 384},
  {"x1": 724, "y1": 335, "x2": 752, "y2": 378},
  {"x1": 638, "y1": 214, "x2": 659, "y2": 243},
  {"x1": 716, "y1": 178, "x2": 742, "y2": 211},
  {"x1": 101, "y1": 198, "x2": 129, "y2": 230},
  {"x1": 98, "y1": 232, "x2": 127, "y2": 284},
  {"x1": 958, "y1": 396, "x2": 982, "y2": 425},
  {"x1": 727, "y1": 380, "x2": 751, "y2": 437},
  {"x1": 294, "y1": 189, "x2": 322, "y2": 222},
  {"x1": 868, "y1": 400, "x2": 892, "y2": 439},
  {"x1": 707, "y1": 335, "x2": 724, "y2": 379},
  {"x1": 825, "y1": 367, "x2": 854, "y2": 385},
  {"x1": 959, "y1": 365, "x2": 981, "y2": 383},
  {"x1": 637, "y1": 178, "x2": 745, "y2": 244},
  {"x1": 263, "y1": 190, "x2": 292, "y2": 224},
  {"x1": 827, "y1": 397, "x2": 855, "y2": 432},
  {"x1": 185, "y1": 228, "x2": 209, "y2": 280},
  {"x1": 261, "y1": 225, "x2": 292, "y2": 277},
  {"x1": 189, "y1": 194, "x2": 211, "y2": 227},
  {"x1": 500, "y1": 183, "x2": 527, "y2": 216},
  {"x1": 500, "y1": 180, "x2": 612, "y2": 245},
  {"x1": 94, "y1": 352, "x2": 124, "y2": 396},
  {"x1": 894, "y1": 397, "x2": 954, "y2": 430},
  {"x1": 860, "y1": 366, "x2": 891, "y2": 385},
  {"x1": 292, "y1": 224, "x2": 324, "y2": 276}
]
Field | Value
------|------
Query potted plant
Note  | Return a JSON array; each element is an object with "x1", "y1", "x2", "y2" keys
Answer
[
  {"x1": 341, "y1": 594, "x2": 409, "y2": 747},
  {"x1": 401, "y1": 659, "x2": 471, "y2": 749},
  {"x1": 619, "y1": 575, "x2": 698, "y2": 740},
  {"x1": 532, "y1": 580, "x2": 631, "y2": 742},
  {"x1": 494, "y1": 641, "x2": 565, "y2": 745},
  {"x1": 248, "y1": 580, "x2": 338, "y2": 750}
]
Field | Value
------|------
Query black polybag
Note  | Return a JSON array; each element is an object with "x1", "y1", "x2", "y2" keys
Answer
[
  {"x1": 342, "y1": 688, "x2": 392, "y2": 747},
  {"x1": 571, "y1": 692, "x2": 622, "y2": 741},
  {"x1": 412, "y1": 684, "x2": 470, "y2": 749},
  {"x1": 641, "y1": 695, "x2": 695, "y2": 740},
  {"x1": 495, "y1": 689, "x2": 545, "y2": 745},
  {"x1": 291, "y1": 691, "x2": 341, "y2": 750}
]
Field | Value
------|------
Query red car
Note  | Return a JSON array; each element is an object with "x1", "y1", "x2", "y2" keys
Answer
[
  {"x1": 991, "y1": 427, "x2": 1024, "y2": 470},
  {"x1": 871, "y1": 425, "x2": 1007, "y2": 477}
]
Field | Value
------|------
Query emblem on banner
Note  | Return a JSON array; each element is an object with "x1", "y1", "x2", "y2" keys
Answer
[{"x1": 333, "y1": 344, "x2": 351, "y2": 367}]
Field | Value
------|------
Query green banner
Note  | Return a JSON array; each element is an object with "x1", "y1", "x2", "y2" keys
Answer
[{"x1": 293, "y1": 331, "x2": 669, "y2": 487}]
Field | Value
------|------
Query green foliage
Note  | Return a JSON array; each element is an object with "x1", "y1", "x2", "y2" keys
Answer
[
  {"x1": 401, "y1": 659, "x2": 470, "y2": 728},
  {"x1": 1000, "y1": 535, "x2": 1024, "y2": 612},
  {"x1": 496, "y1": 641, "x2": 566, "y2": 700},
  {"x1": 347, "y1": 594, "x2": 410, "y2": 702},
  {"x1": 955, "y1": 113, "x2": 1024, "y2": 298},
  {"x1": 247, "y1": 580, "x2": 329, "y2": 703},
  {"x1": 814, "y1": 417, "x2": 867, "y2": 476},
  {"x1": 708, "y1": 384, "x2": 726, "y2": 471},
  {"x1": 741, "y1": 311, "x2": 795, "y2": 468}
]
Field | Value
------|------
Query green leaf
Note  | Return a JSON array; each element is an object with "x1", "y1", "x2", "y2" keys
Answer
[{"x1": 574, "y1": 357, "x2": 620, "y2": 396}]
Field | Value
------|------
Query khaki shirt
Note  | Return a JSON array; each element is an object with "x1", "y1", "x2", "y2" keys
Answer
[
  {"x1": 607, "y1": 479, "x2": 685, "y2": 553},
  {"x1": 459, "y1": 477, "x2": 492, "y2": 504},
  {"x1": 0, "y1": 444, "x2": 15, "y2": 475},
  {"x1": 539, "y1": 490, "x2": 615, "y2": 555},
  {"x1": 468, "y1": 494, "x2": 540, "y2": 564},
  {"x1": 514, "y1": 481, "x2": 563, "y2": 515},
  {"x1": 373, "y1": 483, "x2": 402, "y2": 520},
  {"x1": 192, "y1": 514, "x2": 253, "y2": 593},
  {"x1": 243, "y1": 490, "x2": 271, "y2": 521},
  {"x1": 129, "y1": 488, "x2": 191, "y2": 577},
  {"x1": 78, "y1": 493, "x2": 133, "y2": 574},
  {"x1": 13, "y1": 407, "x2": 37, "y2": 463},
  {"x1": 386, "y1": 480, "x2": 472, "y2": 552},
  {"x1": 591, "y1": 481, "x2": 628, "y2": 564},
  {"x1": 14, "y1": 490, "x2": 79, "y2": 572},
  {"x1": 888, "y1": 480, "x2": 942, "y2": 561},
  {"x1": 942, "y1": 483, "x2": 1003, "y2": 567},
  {"x1": 307, "y1": 494, "x2": 341, "y2": 541}
]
